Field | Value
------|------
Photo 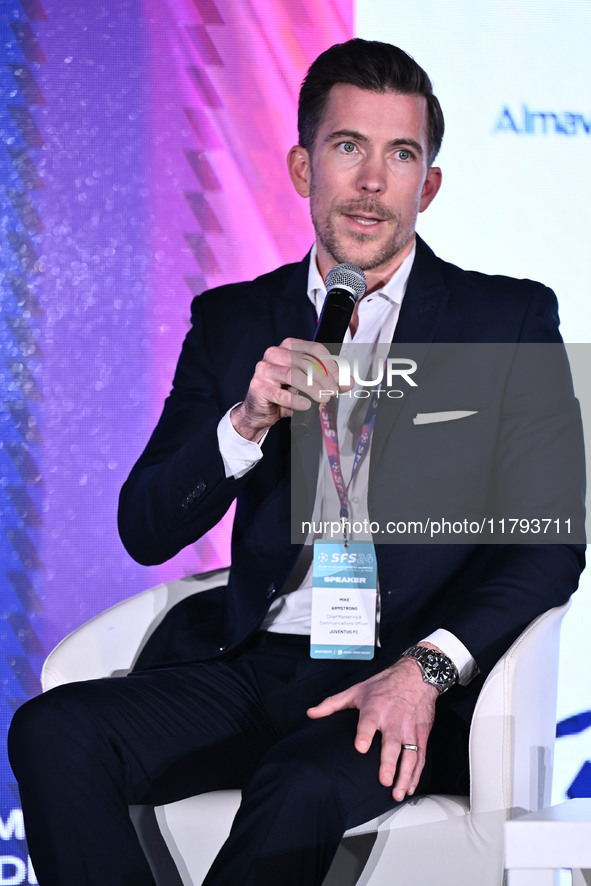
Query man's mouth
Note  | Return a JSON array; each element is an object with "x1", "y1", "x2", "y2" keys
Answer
[
  {"x1": 351, "y1": 216, "x2": 381, "y2": 226},
  {"x1": 338, "y1": 200, "x2": 391, "y2": 229}
]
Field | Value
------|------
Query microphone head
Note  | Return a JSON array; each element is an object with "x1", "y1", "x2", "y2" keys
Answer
[{"x1": 325, "y1": 262, "x2": 367, "y2": 301}]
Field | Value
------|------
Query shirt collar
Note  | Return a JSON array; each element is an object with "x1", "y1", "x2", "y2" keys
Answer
[{"x1": 306, "y1": 241, "x2": 417, "y2": 315}]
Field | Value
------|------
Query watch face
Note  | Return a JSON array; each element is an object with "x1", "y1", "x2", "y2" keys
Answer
[
  {"x1": 420, "y1": 647, "x2": 456, "y2": 687},
  {"x1": 423, "y1": 652, "x2": 456, "y2": 686},
  {"x1": 402, "y1": 646, "x2": 457, "y2": 691}
]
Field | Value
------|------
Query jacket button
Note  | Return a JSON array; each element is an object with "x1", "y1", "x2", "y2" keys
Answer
[{"x1": 266, "y1": 583, "x2": 276, "y2": 600}]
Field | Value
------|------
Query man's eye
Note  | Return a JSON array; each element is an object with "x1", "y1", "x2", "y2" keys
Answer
[
  {"x1": 340, "y1": 142, "x2": 357, "y2": 154},
  {"x1": 397, "y1": 149, "x2": 412, "y2": 161}
]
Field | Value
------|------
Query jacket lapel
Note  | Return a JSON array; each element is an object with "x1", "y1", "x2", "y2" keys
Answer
[
  {"x1": 370, "y1": 236, "x2": 451, "y2": 465},
  {"x1": 272, "y1": 252, "x2": 317, "y2": 342},
  {"x1": 393, "y1": 236, "x2": 451, "y2": 344}
]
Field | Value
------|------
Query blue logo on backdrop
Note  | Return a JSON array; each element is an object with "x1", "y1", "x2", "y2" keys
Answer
[
  {"x1": 495, "y1": 105, "x2": 591, "y2": 135},
  {"x1": 556, "y1": 711, "x2": 591, "y2": 798}
]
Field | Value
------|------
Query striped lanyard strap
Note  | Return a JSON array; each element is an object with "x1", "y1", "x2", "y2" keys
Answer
[{"x1": 319, "y1": 388, "x2": 380, "y2": 546}]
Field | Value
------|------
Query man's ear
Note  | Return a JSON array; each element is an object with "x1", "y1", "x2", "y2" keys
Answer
[
  {"x1": 419, "y1": 166, "x2": 442, "y2": 213},
  {"x1": 287, "y1": 145, "x2": 311, "y2": 198}
]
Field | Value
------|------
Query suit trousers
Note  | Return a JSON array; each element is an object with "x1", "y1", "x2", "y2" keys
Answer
[{"x1": 9, "y1": 632, "x2": 469, "y2": 886}]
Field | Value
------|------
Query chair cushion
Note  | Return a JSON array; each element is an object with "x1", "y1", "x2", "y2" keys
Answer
[{"x1": 149, "y1": 790, "x2": 470, "y2": 886}]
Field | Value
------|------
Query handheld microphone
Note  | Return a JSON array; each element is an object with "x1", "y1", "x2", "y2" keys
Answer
[
  {"x1": 314, "y1": 262, "x2": 367, "y2": 345},
  {"x1": 292, "y1": 262, "x2": 366, "y2": 436}
]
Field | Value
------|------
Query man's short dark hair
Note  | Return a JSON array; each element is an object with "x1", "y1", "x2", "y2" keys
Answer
[{"x1": 298, "y1": 39, "x2": 444, "y2": 166}]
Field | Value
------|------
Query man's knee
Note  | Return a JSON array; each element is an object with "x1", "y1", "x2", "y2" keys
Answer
[{"x1": 8, "y1": 683, "x2": 101, "y2": 779}]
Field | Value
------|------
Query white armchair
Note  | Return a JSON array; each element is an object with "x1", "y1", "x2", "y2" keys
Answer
[{"x1": 41, "y1": 567, "x2": 569, "y2": 886}]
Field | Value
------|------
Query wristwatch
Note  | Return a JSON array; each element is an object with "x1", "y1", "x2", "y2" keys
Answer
[{"x1": 400, "y1": 645, "x2": 458, "y2": 694}]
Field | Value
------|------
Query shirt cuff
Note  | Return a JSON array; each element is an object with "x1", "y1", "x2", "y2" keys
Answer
[
  {"x1": 217, "y1": 405, "x2": 267, "y2": 479},
  {"x1": 420, "y1": 628, "x2": 480, "y2": 686}
]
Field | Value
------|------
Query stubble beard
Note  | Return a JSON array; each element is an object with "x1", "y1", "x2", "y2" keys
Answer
[{"x1": 310, "y1": 192, "x2": 415, "y2": 273}]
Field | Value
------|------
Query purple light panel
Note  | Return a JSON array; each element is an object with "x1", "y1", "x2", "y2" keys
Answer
[
  {"x1": 0, "y1": 0, "x2": 352, "y2": 873},
  {"x1": 139, "y1": 0, "x2": 352, "y2": 582}
]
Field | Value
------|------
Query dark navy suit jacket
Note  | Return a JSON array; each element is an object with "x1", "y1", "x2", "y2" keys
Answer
[{"x1": 118, "y1": 237, "x2": 585, "y2": 723}]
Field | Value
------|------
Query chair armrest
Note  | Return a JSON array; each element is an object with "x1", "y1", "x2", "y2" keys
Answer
[{"x1": 469, "y1": 601, "x2": 570, "y2": 815}]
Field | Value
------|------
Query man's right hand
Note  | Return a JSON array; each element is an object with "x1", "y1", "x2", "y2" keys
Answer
[{"x1": 230, "y1": 338, "x2": 343, "y2": 442}]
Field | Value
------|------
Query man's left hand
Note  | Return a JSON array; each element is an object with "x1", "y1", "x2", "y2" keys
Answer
[{"x1": 307, "y1": 656, "x2": 439, "y2": 801}]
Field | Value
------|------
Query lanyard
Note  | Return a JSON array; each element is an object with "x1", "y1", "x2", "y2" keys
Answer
[{"x1": 319, "y1": 388, "x2": 380, "y2": 546}]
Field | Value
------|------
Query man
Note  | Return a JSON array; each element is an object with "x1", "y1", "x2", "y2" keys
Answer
[{"x1": 9, "y1": 39, "x2": 584, "y2": 886}]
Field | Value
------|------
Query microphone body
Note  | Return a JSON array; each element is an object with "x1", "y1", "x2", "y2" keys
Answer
[
  {"x1": 292, "y1": 263, "x2": 366, "y2": 436},
  {"x1": 314, "y1": 262, "x2": 367, "y2": 346}
]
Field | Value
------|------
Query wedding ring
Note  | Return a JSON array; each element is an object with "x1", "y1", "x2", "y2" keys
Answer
[{"x1": 401, "y1": 744, "x2": 419, "y2": 752}]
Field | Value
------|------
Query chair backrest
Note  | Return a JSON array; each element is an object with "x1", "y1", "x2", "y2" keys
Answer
[
  {"x1": 468, "y1": 601, "x2": 570, "y2": 816},
  {"x1": 41, "y1": 568, "x2": 230, "y2": 690}
]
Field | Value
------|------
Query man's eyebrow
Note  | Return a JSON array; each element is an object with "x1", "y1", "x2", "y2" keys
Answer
[
  {"x1": 325, "y1": 130, "x2": 424, "y2": 156},
  {"x1": 325, "y1": 129, "x2": 369, "y2": 144}
]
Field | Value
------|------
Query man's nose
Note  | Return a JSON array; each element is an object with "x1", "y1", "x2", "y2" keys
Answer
[{"x1": 356, "y1": 155, "x2": 387, "y2": 193}]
